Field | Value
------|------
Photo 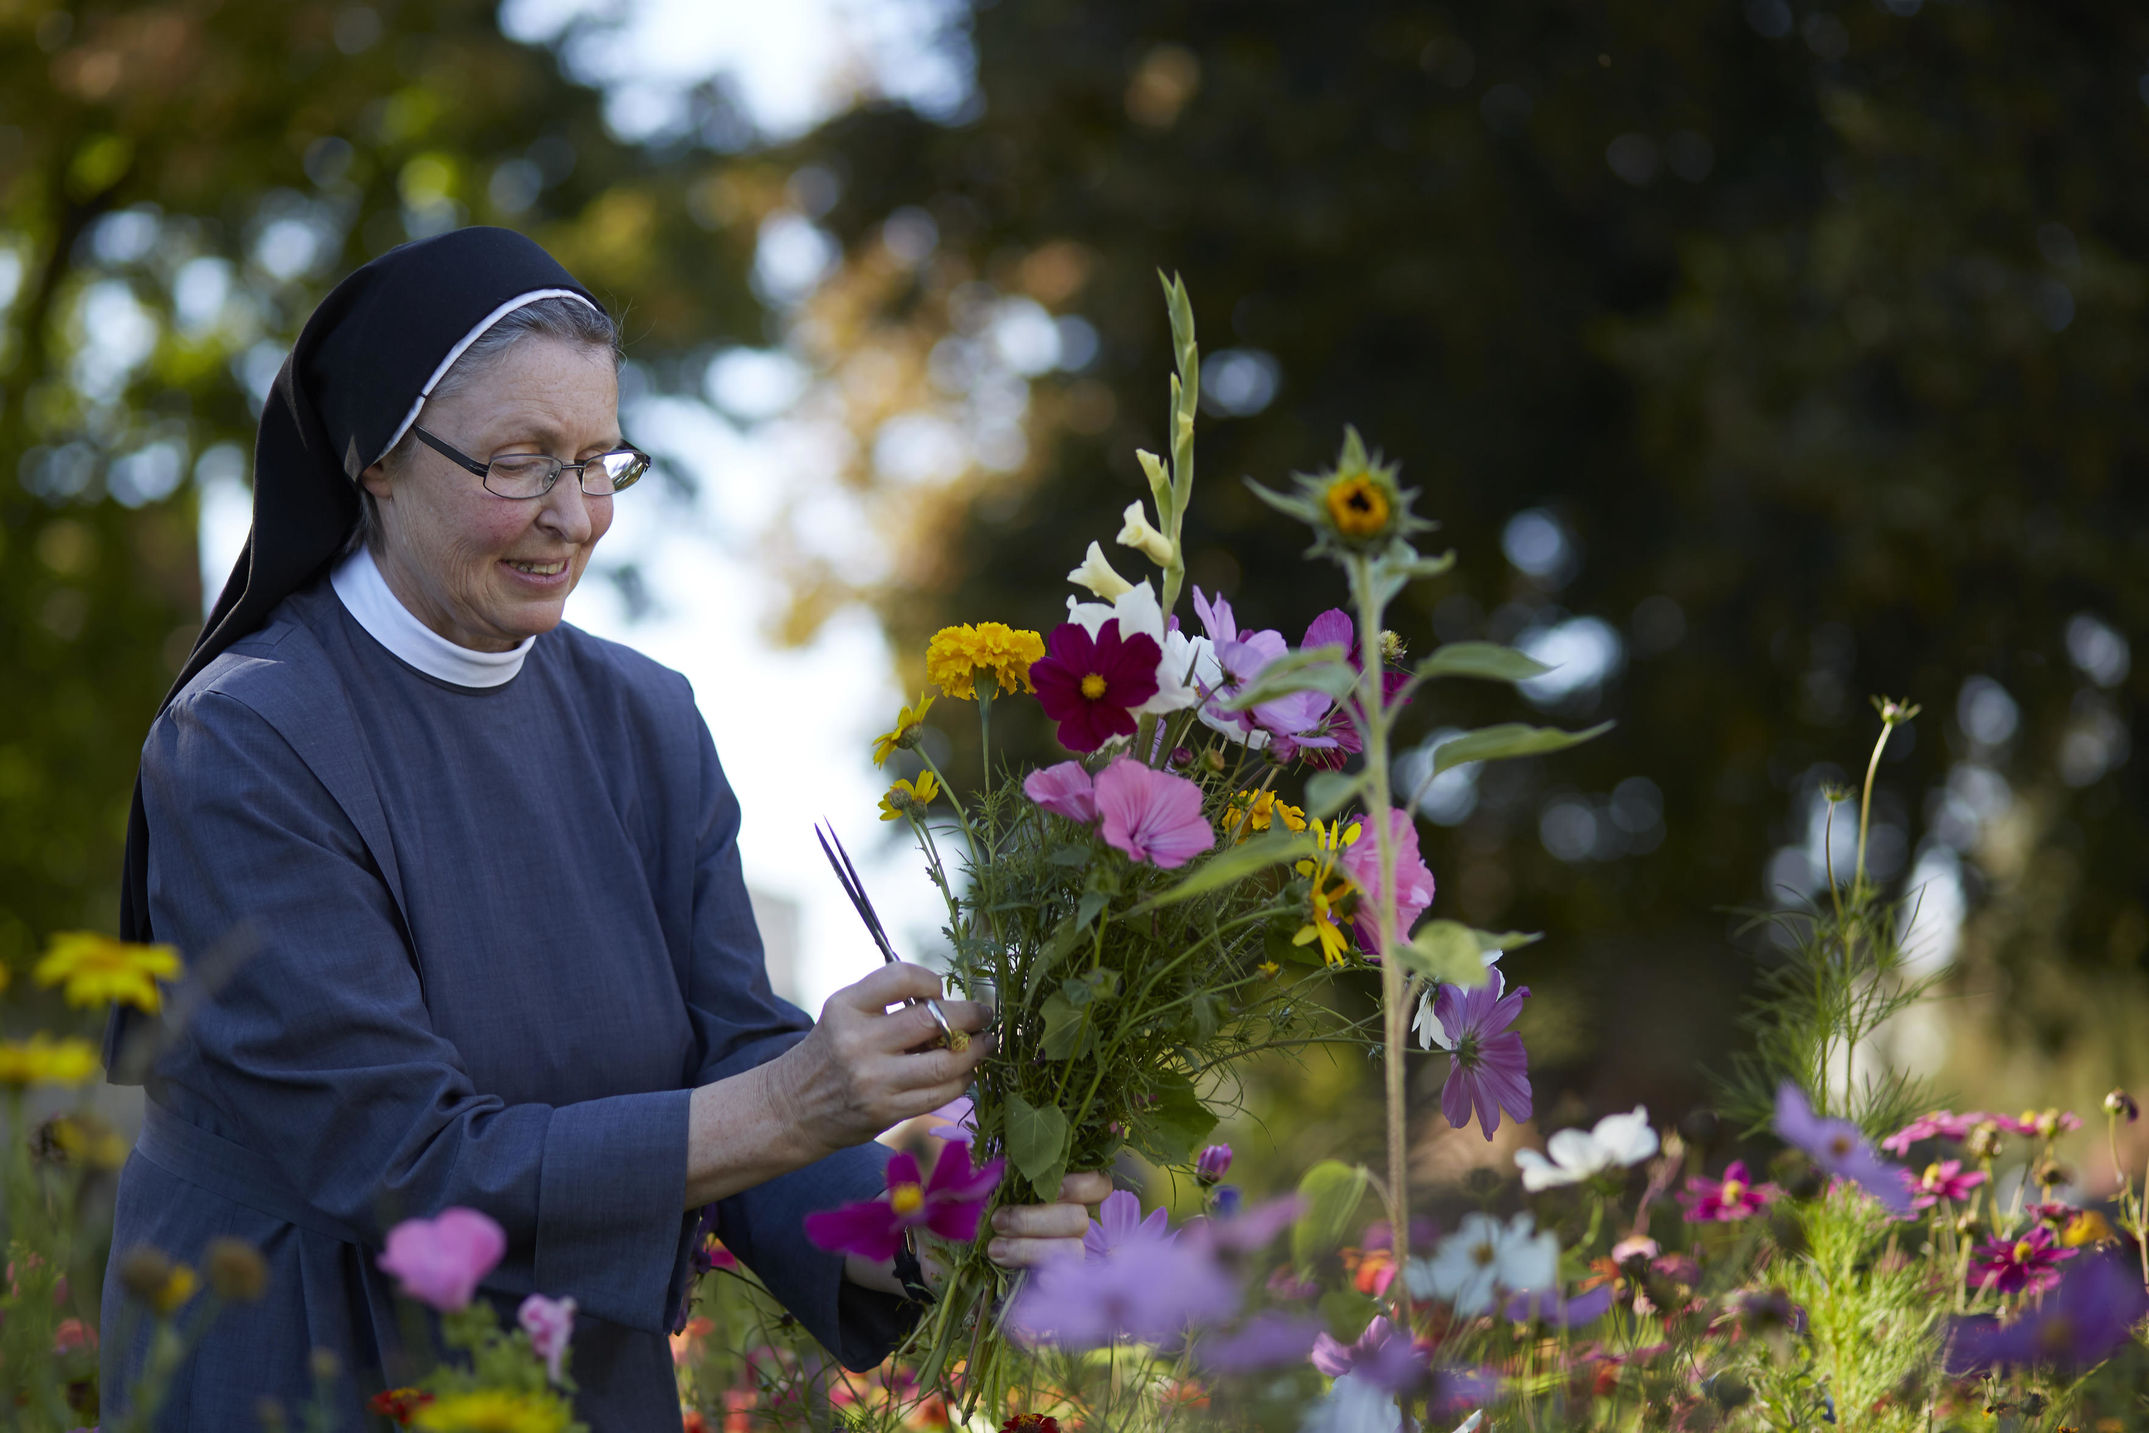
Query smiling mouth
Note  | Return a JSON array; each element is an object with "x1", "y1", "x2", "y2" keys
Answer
[{"x1": 504, "y1": 558, "x2": 568, "y2": 576}]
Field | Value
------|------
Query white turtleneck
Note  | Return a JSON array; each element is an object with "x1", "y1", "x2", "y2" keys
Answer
[{"x1": 330, "y1": 545, "x2": 533, "y2": 688}]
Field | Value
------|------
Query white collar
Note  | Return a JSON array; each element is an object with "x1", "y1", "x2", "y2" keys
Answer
[{"x1": 330, "y1": 545, "x2": 533, "y2": 689}]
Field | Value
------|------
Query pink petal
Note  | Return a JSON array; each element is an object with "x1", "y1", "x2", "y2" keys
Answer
[
  {"x1": 803, "y1": 1199, "x2": 905, "y2": 1261},
  {"x1": 378, "y1": 1207, "x2": 507, "y2": 1312},
  {"x1": 1094, "y1": 759, "x2": 1214, "y2": 869},
  {"x1": 1024, "y1": 761, "x2": 1099, "y2": 823}
]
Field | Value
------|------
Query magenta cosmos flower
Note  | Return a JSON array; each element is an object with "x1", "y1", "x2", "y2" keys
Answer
[
  {"x1": 1994, "y1": 1108, "x2": 2083, "y2": 1140},
  {"x1": 803, "y1": 1142, "x2": 1005, "y2": 1262},
  {"x1": 377, "y1": 1207, "x2": 507, "y2": 1312},
  {"x1": 1419, "y1": 971, "x2": 1532, "y2": 1139},
  {"x1": 1880, "y1": 1109, "x2": 1981, "y2": 1155},
  {"x1": 1031, "y1": 621, "x2": 1161, "y2": 753},
  {"x1": 516, "y1": 1293, "x2": 577, "y2": 1385},
  {"x1": 1772, "y1": 1082, "x2": 1913, "y2": 1217},
  {"x1": 1024, "y1": 760, "x2": 1098, "y2": 822},
  {"x1": 1338, "y1": 807, "x2": 1436, "y2": 955},
  {"x1": 1677, "y1": 1161, "x2": 1782, "y2": 1223},
  {"x1": 1970, "y1": 1225, "x2": 2076, "y2": 1296},
  {"x1": 1902, "y1": 1159, "x2": 1986, "y2": 1211},
  {"x1": 1093, "y1": 757, "x2": 1214, "y2": 868}
]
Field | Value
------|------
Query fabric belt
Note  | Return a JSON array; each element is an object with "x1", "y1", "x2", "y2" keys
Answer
[{"x1": 134, "y1": 1100, "x2": 367, "y2": 1247}]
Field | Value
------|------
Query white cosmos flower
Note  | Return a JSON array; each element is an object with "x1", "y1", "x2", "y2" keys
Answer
[
  {"x1": 1067, "y1": 540, "x2": 1134, "y2": 598},
  {"x1": 1513, "y1": 1106, "x2": 1659, "y2": 1192},
  {"x1": 1299, "y1": 1372, "x2": 1413, "y2": 1433},
  {"x1": 1403, "y1": 1211, "x2": 1558, "y2": 1316},
  {"x1": 1117, "y1": 499, "x2": 1176, "y2": 566}
]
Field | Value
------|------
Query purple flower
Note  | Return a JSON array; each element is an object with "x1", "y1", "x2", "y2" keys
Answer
[
  {"x1": 1008, "y1": 1224, "x2": 1238, "y2": 1348},
  {"x1": 1968, "y1": 1225, "x2": 2076, "y2": 1296},
  {"x1": 1338, "y1": 808, "x2": 1437, "y2": 955},
  {"x1": 923, "y1": 1094, "x2": 977, "y2": 1144},
  {"x1": 1950, "y1": 1255, "x2": 2149, "y2": 1370},
  {"x1": 1192, "y1": 586, "x2": 1243, "y2": 645},
  {"x1": 1310, "y1": 1316, "x2": 1428, "y2": 1394},
  {"x1": 1772, "y1": 1082, "x2": 1914, "y2": 1216},
  {"x1": 1503, "y1": 1283, "x2": 1616, "y2": 1328},
  {"x1": 377, "y1": 1207, "x2": 506, "y2": 1312},
  {"x1": 1197, "y1": 1311, "x2": 1324, "y2": 1372},
  {"x1": 1024, "y1": 760, "x2": 1098, "y2": 823},
  {"x1": 1094, "y1": 757, "x2": 1215, "y2": 869},
  {"x1": 1196, "y1": 1144, "x2": 1233, "y2": 1184},
  {"x1": 1084, "y1": 1189, "x2": 1168, "y2": 1258},
  {"x1": 516, "y1": 1293, "x2": 576, "y2": 1385},
  {"x1": 1418, "y1": 970, "x2": 1532, "y2": 1139},
  {"x1": 1031, "y1": 621, "x2": 1161, "y2": 753},
  {"x1": 803, "y1": 1143, "x2": 1005, "y2": 1262},
  {"x1": 1188, "y1": 1195, "x2": 1304, "y2": 1254}
]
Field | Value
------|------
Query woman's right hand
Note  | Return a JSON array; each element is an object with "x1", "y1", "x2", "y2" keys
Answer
[{"x1": 770, "y1": 962, "x2": 992, "y2": 1159}]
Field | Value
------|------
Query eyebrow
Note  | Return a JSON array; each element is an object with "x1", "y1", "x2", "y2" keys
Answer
[{"x1": 492, "y1": 420, "x2": 626, "y2": 452}]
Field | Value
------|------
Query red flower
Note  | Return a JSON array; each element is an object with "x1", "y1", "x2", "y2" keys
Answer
[
  {"x1": 1030, "y1": 621, "x2": 1160, "y2": 753},
  {"x1": 1002, "y1": 1417, "x2": 1062, "y2": 1433},
  {"x1": 367, "y1": 1388, "x2": 435, "y2": 1425}
]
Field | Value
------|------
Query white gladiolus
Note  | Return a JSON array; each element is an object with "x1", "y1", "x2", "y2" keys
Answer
[
  {"x1": 1067, "y1": 541, "x2": 1134, "y2": 599},
  {"x1": 1117, "y1": 499, "x2": 1176, "y2": 566},
  {"x1": 1513, "y1": 1106, "x2": 1659, "y2": 1191}
]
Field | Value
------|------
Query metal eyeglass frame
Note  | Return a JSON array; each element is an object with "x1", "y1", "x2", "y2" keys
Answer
[{"x1": 411, "y1": 425, "x2": 651, "y2": 499}]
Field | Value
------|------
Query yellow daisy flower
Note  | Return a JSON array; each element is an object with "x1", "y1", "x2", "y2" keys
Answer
[
  {"x1": 34, "y1": 931, "x2": 182, "y2": 1013},
  {"x1": 1225, "y1": 789, "x2": 1309, "y2": 841},
  {"x1": 878, "y1": 770, "x2": 941, "y2": 821},
  {"x1": 1291, "y1": 816, "x2": 1362, "y2": 965},
  {"x1": 926, "y1": 623, "x2": 1046, "y2": 700},
  {"x1": 871, "y1": 692, "x2": 936, "y2": 766},
  {"x1": 0, "y1": 1033, "x2": 100, "y2": 1088},
  {"x1": 412, "y1": 1389, "x2": 573, "y2": 1433}
]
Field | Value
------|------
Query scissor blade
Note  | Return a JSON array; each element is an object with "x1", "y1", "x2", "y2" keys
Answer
[{"x1": 815, "y1": 822, "x2": 900, "y2": 964}]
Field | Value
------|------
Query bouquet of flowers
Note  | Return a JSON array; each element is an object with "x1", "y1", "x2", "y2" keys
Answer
[{"x1": 855, "y1": 277, "x2": 1605, "y2": 1406}]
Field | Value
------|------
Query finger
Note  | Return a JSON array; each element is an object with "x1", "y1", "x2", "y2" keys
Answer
[
  {"x1": 988, "y1": 1234, "x2": 1088, "y2": 1269},
  {"x1": 887, "y1": 1035, "x2": 993, "y2": 1092},
  {"x1": 830, "y1": 961, "x2": 944, "y2": 1014},
  {"x1": 1057, "y1": 1170, "x2": 1114, "y2": 1204},
  {"x1": 991, "y1": 1200, "x2": 1094, "y2": 1241},
  {"x1": 936, "y1": 999, "x2": 992, "y2": 1034}
]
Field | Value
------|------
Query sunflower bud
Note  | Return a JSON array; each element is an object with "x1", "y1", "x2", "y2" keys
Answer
[
  {"x1": 1067, "y1": 541, "x2": 1134, "y2": 599},
  {"x1": 1116, "y1": 501, "x2": 1175, "y2": 567}
]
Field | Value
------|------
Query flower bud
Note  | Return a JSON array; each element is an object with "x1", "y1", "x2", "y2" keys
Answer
[
  {"x1": 1966, "y1": 1122, "x2": 2003, "y2": 1161},
  {"x1": 1195, "y1": 1143, "x2": 1233, "y2": 1184},
  {"x1": 116, "y1": 1246, "x2": 173, "y2": 1305},
  {"x1": 1169, "y1": 746, "x2": 1194, "y2": 768},
  {"x1": 1116, "y1": 501, "x2": 1175, "y2": 566},
  {"x1": 1378, "y1": 630, "x2": 1406, "y2": 662},
  {"x1": 2107, "y1": 1088, "x2": 2139, "y2": 1123},
  {"x1": 205, "y1": 1237, "x2": 268, "y2": 1302},
  {"x1": 1066, "y1": 542, "x2": 1133, "y2": 599}
]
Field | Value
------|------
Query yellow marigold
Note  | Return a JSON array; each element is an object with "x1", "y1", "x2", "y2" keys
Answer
[
  {"x1": 34, "y1": 931, "x2": 182, "y2": 1013},
  {"x1": 0, "y1": 1033, "x2": 100, "y2": 1088},
  {"x1": 926, "y1": 623, "x2": 1044, "y2": 700},
  {"x1": 872, "y1": 692, "x2": 936, "y2": 766},
  {"x1": 878, "y1": 770, "x2": 941, "y2": 822},
  {"x1": 412, "y1": 1390, "x2": 573, "y2": 1433}
]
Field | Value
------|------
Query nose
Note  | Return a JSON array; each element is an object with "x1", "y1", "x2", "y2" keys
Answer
[{"x1": 535, "y1": 472, "x2": 596, "y2": 544}]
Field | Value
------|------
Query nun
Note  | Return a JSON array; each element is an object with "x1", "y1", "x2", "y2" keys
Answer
[{"x1": 102, "y1": 227, "x2": 1104, "y2": 1429}]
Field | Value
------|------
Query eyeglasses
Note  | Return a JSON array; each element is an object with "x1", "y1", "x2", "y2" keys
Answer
[{"x1": 412, "y1": 426, "x2": 651, "y2": 500}]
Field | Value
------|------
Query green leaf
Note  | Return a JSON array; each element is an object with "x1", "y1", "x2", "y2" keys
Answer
[
  {"x1": 1222, "y1": 646, "x2": 1355, "y2": 708},
  {"x1": 1061, "y1": 968, "x2": 1120, "y2": 1007},
  {"x1": 1318, "y1": 1289, "x2": 1377, "y2": 1342},
  {"x1": 1397, "y1": 921, "x2": 1492, "y2": 988},
  {"x1": 1024, "y1": 917, "x2": 1088, "y2": 1007},
  {"x1": 1076, "y1": 889, "x2": 1110, "y2": 927},
  {"x1": 1244, "y1": 477, "x2": 1321, "y2": 526},
  {"x1": 1005, "y1": 1092, "x2": 1070, "y2": 1192},
  {"x1": 1432, "y1": 721, "x2": 1613, "y2": 775},
  {"x1": 1292, "y1": 1160, "x2": 1369, "y2": 1274},
  {"x1": 1047, "y1": 842, "x2": 1093, "y2": 869},
  {"x1": 1130, "y1": 1071, "x2": 1216, "y2": 1166},
  {"x1": 1134, "y1": 831, "x2": 1320, "y2": 910},
  {"x1": 1414, "y1": 641, "x2": 1553, "y2": 683},
  {"x1": 1303, "y1": 771, "x2": 1363, "y2": 819},
  {"x1": 1039, "y1": 992, "x2": 1093, "y2": 1060}
]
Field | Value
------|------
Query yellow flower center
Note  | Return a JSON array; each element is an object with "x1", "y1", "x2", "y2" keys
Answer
[
  {"x1": 1922, "y1": 1163, "x2": 1943, "y2": 1187},
  {"x1": 1081, "y1": 672, "x2": 1108, "y2": 700},
  {"x1": 1721, "y1": 1179, "x2": 1744, "y2": 1203},
  {"x1": 2012, "y1": 1239, "x2": 2036, "y2": 1264},
  {"x1": 890, "y1": 1183, "x2": 925, "y2": 1217},
  {"x1": 1324, "y1": 473, "x2": 1391, "y2": 538}
]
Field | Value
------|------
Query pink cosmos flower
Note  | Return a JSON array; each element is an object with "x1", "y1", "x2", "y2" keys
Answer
[
  {"x1": 803, "y1": 1143, "x2": 1005, "y2": 1262},
  {"x1": 1339, "y1": 808, "x2": 1437, "y2": 955},
  {"x1": 517, "y1": 1293, "x2": 577, "y2": 1385},
  {"x1": 1879, "y1": 1109, "x2": 1981, "y2": 1155},
  {"x1": 1969, "y1": 1225, "x2": 2076, "y2": 1296},
  {"x1": 1677, "y1": 1160, "x2": 1780, "y2": 1223},
  {"x1": 1031, "y1": 621, "x2": 1161, "y2": 752},
  {"x1": 1902, "y1": 1159, "x2": 1986, "y2": 1211},
  {"x1": 1024, "y1": 760, "x2": 1098, "y2": 823},
  {"x1": 1094, "y1": 757, "x2": 1215, "y2": 869},
  {"x1": 1993, "y1": 1109, "x2": 2083, "y2": 1140},
  {"x1": 377, "y1": 1207, "x2": 507, "y2": 1312}
]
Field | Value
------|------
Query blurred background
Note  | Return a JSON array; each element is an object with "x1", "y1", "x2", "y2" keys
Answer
[{"x1": 3, "y1": 0, "x2": 2145, "y2": 1190}]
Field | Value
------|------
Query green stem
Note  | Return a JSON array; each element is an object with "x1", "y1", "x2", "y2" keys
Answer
[{"x1": 1854, "y1": 718, "x2": 1897, "y2": 898}]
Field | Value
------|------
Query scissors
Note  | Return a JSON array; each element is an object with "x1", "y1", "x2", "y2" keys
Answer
[{"x1": 814, "y1": 821, "x2": 966, "y2": 1053}]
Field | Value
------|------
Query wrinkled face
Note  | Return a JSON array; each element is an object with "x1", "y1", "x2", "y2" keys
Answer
[{"x1": 361, "y1": 336, "x2": 618, "y2": 652}]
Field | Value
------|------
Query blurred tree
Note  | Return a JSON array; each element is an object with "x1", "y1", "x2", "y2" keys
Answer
[
  {"x1": 0, "y1": 0, "x2": 778, "y2": 977},
  {"x1": 762, "y1": 0, "x2": 2149, "y2": 1122}
]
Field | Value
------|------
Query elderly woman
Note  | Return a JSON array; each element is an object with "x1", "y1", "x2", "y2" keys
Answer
[{"x1": 103, "y1": 227, "x2": 1102, "y2": 1429}]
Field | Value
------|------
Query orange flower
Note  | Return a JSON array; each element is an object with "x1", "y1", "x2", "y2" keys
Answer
[{"x1": 368, "y1": 1388, "x2": 435, "y2": 1426}]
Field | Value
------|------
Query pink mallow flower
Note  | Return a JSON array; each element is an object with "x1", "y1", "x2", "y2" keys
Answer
[
  {"x1": 1024, "y1": 760, "x2": 1098, "y2": 823},
  {"x1": 378, "y1": 1207, "x2": 507, "y2": 1312},
  {"x1": 803, "y1": 1143, "x2": 1004, "y2": 1262},
  {"x1": 1903, "y1": 1159, "x2": 1987, "y2": 1211},
  {"x1": 1970, "y1": 1225, "x2": 2076, "y2": 1296},
  {"x1": 1677, "y1": 1161, "x2": 1781, "y2": 1223},
  {"x1": 517, "y1": 1293, "x2": 576, "y2": 1385},
  {"x1": 1094, "y1": 757, "x2": 1215, "y2": 869},
  {"x1": 1339, "y1": 808, "x2": 1436, "y2": 955}
]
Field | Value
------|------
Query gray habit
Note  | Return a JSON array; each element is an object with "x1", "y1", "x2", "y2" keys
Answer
[{"x1": 101, "y1": 580, "x2": 911, "y2": 1429}]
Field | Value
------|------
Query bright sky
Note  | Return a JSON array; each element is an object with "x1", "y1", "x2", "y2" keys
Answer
[{"x1": 201, "y1": 0, "x2": 975, "y2": 1012}]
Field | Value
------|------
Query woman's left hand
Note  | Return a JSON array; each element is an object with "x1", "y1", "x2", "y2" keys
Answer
[{"x1": 982, "y1": 1170, "x2": 1114, "y2": 1268}]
